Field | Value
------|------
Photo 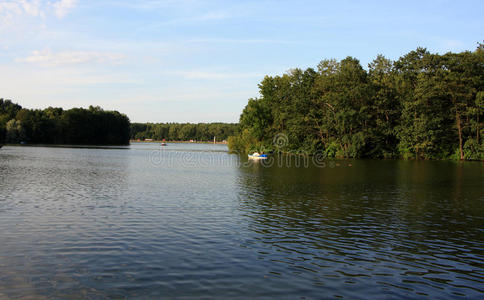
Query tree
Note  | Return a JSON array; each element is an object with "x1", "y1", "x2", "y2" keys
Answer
[
  {"x1": 228, "y1": 46, "x2": 484, "y2": 160},
  {"x1": 5, "y1": 119, "x2": 25, "y2": 143}
]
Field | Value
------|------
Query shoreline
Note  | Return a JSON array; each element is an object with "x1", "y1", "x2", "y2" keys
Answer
[
  {"x1": 131, "y1": 140, "x2": 227, "y2": 145},
  {"x1": 1, "y1": 143, "x2": 130, "y2": 149},
  {"x1": 0, "y1": 141, "x2": 227, "y2": 148}
]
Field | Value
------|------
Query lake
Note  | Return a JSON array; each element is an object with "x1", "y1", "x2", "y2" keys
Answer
[{"x1": 0, "y1": 143, "x2": 483, "y2": 299}]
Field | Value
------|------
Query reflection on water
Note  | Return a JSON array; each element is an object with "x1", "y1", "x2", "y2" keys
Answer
[
  {"x1": 0, "y1": 144, "x2": 483, "y2": 299},
  {"x1": 237, "y1": 160, "x2": 484, "y2": 298}
]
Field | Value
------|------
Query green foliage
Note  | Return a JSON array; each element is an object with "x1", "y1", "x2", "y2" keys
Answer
[
  {"x1": 0, "y1": 99, "x2": 130, "y2": 145},
  {"x1": 229, "y1": 46, "x2": 484, "y2": 160},
  {"x1": 5, "y1": 119, "x2": 24, "y2": 143},
  {"x1": 0, "y1": 99, "x2": 22, "y2": 143},
  {"x1": 227, "y1": 129, "x2": 259, "y2": 153}
]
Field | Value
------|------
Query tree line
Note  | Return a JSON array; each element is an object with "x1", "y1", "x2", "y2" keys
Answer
[
  {"x1": 131, "y1": 122, "x2": 238, "y2": 142},
  {"x1": 228, "y1": 45, "x2": 484, "y2": 160},
  {"x1": 0, "y1": 99, "x2": 131, "y2": 145}
]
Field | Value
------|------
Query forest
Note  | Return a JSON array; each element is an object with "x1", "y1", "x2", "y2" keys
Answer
[
  {"x1": 0, "y1": 99, "x2": 131, "y2": 145},
  {"x1": 228, "y1": 45, "x2": 484, "y2": 160},
  {"x1": 131, "y1": 122, "x2": 238, "y2": 142}
]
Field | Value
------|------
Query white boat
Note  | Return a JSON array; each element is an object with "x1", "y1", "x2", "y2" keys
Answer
[{"x1": 248, "y1": 152, "x2": 268, "y2": 160}]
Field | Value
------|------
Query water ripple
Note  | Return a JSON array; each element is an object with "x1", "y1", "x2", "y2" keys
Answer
[{"x1": 0, "y1": 145, "x2": 483, "y2": 299}]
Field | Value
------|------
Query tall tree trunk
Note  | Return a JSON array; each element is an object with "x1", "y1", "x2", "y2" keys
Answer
[
  {"x1": 477, "y1": 112, "x2": 480, "y2": 144},
  {"x1": 456, "y1": 109, "x2": 464, "y2": 160}
]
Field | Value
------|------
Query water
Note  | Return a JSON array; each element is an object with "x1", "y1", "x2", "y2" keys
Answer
[{"x1": 0, "y1": 143, "x2": 483, "y2": 299}]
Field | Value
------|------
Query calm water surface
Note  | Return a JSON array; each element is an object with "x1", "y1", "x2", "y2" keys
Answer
[{"x1": 0, "y1": 143, "x2": 483, "y2": 299}]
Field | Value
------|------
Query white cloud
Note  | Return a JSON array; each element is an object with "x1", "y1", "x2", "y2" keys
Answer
[
  {"x1": 19, "y1": 0, "x2": 42, "y2": 17},
  {"x1": 438, "y1": 39, "x2": 466, "y2": 51},
  {"x1": 187, "y1": 38, "x2": 294, "y2": 45},
  {"x1": 0, "y1": 1, "x2": 27, "y2": 29},
  {"x1": 196, "y1": 11, "x2": 229, "y2": 21},
  {"x1": 0, "y1": 1, "x2": 25, "y2": 16},
  {"x1": 0, "y1": 0, "x2": 76, "y2": 28},
  {"x1": 52, "y1": 0, "x2": 77, "y2": 18},
  {"x1": 16, "y1": 50, "x2": 125, "y2": 66},
  {"x1": 174, "y1": 70, "x2": 262, "y2": 80},
  {"x1": 0, "y1": 64, "x2": 138, "y2": 98}
]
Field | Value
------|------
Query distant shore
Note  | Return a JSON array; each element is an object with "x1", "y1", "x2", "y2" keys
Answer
[
  {"x1": 130, "y1": 140, "x2": 227, "y2": 145},
  {"x1": 1, "y1": 143, "x2": 130, "y2": 149},
  {"x1": 0, "y1": 141, "x2": 227, "y2": 148}
]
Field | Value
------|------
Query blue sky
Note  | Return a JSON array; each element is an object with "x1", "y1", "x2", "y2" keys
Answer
[{"x1": 0, "y1": 0, "x2": 483, "y2": 123}]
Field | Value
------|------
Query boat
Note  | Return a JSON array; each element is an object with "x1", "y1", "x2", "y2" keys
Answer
[
  {"x1": 248, "y1": 152, "x2": 268, "y2": 160},
  {"x1": 161, "y1": 139, "x2": 167, "y2": 146}
]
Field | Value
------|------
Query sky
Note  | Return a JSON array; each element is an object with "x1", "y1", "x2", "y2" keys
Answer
[{"x1": 0, "y1": 0, "x2": 483, "y2": 123}]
